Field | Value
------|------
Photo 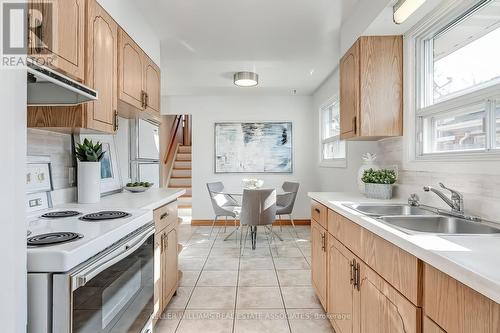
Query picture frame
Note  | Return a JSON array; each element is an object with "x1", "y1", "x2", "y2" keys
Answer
[
  {"x1": 214, "y1": 121, "x2": 293, "y2": 173},
  {"x1": 74, "y1": 134, "x2": 122, "y2": 195}
]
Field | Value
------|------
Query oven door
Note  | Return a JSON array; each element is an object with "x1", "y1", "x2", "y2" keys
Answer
[{"x1": 53, "y1": 224, "x2": 155, "y2": 333}]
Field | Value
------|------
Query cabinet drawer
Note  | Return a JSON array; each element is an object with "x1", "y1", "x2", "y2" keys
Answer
[
  {"x1": 311, "y1": 200, "x2": 327, "y2": 229},
  {"x1": 328, "y1": 209, "x2": 421, "y2": 306},
  {"x1": 424, "y1": 264, "x2": 493, "y2": 333},
  {"x1": 154, "y1": 201, "x2": 178, "y2": 232}
]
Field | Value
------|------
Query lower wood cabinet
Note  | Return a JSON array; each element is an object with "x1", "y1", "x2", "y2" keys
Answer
[
  {"x1": 311, "y1": 219, "x2": 328, "y2": 309},
  {"x1": 328, "y1": 235, "x2": 358, "y2": 333},
  {"x1": 327, "y1": 235, "x2": 419, "y2": 333},
  {"x1": 424, "y1": 264, "x2": 500, "y2": 333},
  {"x1": 153, "y1": 202, "x2": 179, "y2": 321},
  {"x1": 424, "y1": 316, "x2": 446, "y2": 333}
]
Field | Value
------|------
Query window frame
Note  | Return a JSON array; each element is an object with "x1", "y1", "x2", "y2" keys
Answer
[
  {"x1": 409, "y1": 0, "x2": 500, "y2": 161},
  {"x1": 318, "y1": 96, "x2": 347, "y2": 168}
]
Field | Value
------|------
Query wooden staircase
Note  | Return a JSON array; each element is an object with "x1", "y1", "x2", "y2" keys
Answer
[{"x1": 169, "y1": 145, "x2": 192, "y2": 219}]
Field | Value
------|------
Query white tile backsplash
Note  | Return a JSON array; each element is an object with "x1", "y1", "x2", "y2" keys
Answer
[
  {"x1": 27, "y1": 129, "x2": 75, "y2": 190},
  {"x1": 378, "y1": 137, "x2": 500, "y2": 222}
]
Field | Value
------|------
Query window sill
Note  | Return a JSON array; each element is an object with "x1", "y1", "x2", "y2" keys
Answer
[{"x1": 319, "y1": 159, "x2": 347, "y2": 168}]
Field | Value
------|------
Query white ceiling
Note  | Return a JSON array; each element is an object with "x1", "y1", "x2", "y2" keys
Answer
[{"x1": 138, "y1": 0, "x2": 359, "y2": 96}]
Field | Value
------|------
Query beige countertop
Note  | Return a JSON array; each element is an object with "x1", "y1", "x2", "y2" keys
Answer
[{"x1": 308, "y1": 192, "x2": 500, "y2": 304}]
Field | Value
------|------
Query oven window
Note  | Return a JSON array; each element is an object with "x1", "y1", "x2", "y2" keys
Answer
[{"x1": 72, "y1": 234, "x2": 154, "y2": 333}]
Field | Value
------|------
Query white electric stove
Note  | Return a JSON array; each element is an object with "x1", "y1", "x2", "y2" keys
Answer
[{"x1": 27, "y1": 157, "x2": 155, "y2": 333}]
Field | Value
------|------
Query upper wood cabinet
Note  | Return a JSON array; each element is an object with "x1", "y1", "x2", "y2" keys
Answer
[
  {"x1": 144, "y1": 57, "x2": 161, "y2": 114},
  {"x1": 28, "y1": 0, "x2": 85, "y2": 81},
  {"x1": 118, "y1": 29, "x2": 145, "y2": 110},
  {"x1": 311, "y1": 219, "x2": 328, "y2": 309},
  {"x1": 118, "y1": 29, "x2": 161, "y2": 115},
  {"x1": 85, "y1": 0, "x2": 118, "y2": 133},
  {"x1": 27, "y1": 0, "x2": 118, "y2": 133},
  {"x1": 340, "y1": 36, "x2": 403, "y2": 140}
]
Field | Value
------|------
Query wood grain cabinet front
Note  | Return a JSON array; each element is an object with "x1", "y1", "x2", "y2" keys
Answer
[
  {"x1": 424, "y1": 264, "x2": 500, "y2": 333},
  {"x1": 27, "y1": 0, "x2": 119, "y2": 134},
  {"x1": 340, "y1": 36, "x2": 403, "y2": 140},
  {"x1": 118, "y1": 29, "x2": 161, "y2": 115},
  {"x1": 311, "y1": 219, "x2": 328, "y2": 310},
  {"x1": 28, "y1": 0, "x2": 85, "y2": 81}
]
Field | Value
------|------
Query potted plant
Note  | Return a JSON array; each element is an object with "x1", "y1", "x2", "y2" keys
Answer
[
  {"x1": 75, "y1": 139, "x2": 104, "y2": 203},
  {"x1": 361, "y1": 168, "x2": 397, "y2": 200}
]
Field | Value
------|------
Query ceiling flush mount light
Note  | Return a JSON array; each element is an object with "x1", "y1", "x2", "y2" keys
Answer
[
  {"x1": 234, "y1": 71, "x2": 259, "y2": 87},
  {"x1": 393, "y1": 0, "x2": 426, "y2": 24}
]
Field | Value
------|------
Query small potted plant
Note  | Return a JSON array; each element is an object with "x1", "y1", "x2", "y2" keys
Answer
[
  {"x1": 361, "y1": 168, "x2": 397, "y2": 200},
  {"x1": 75, "y1": 139, "x2": 104, "y2": 203}
]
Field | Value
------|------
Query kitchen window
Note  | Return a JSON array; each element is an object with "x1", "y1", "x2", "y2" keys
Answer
[
  {"x1": 319, "y1": 97, "x2": 346, "y2": 166},
  {"x1": 414, "y1": 0, "x2": 500, "y2": 158}
]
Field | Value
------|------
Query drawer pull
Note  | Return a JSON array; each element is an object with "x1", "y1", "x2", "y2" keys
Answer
[
  {"x1": 160, "y1": 212, "x2": 169, "y2": 220},
  {"x1": 350, "y1": 260, "x2": 355, "y2": 285},
  {"x1": 314, "y1": 208, "x2": 321, "y2": 214}
]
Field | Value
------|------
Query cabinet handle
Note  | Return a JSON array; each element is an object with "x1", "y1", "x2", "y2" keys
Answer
[
  {"x1": 113, "y1": 110, "x2": 119, "y2": 131},
  {"x1": 353, "y1": 116, "x2": 357, "y2": 135},
  {"x1": 145, "y1": 93, "x2": 149, "y2": 108},
  {"x1": 314, "y1": 208, "x2": 320, "y2": 214},
  {"x1": 160, "y1": 233, "x2": 165, "y2": 252},
  {"x1": 350, "y1": 260, "x2": 355, "y2": 285},
  {"x1": 321, "y1": 233, "x2": 326, "y2": 252},
  {"x1": 160, "y1": 212, "x2": 169, "y2": 220},
  {"x1": 141, "y1": 90, "x2": 145, "y2": 108},
  {"x1": 354, "y1": 261, "x2": 360, "y2": 291},
  {"x1": 163, "y1": 232, "x2": 169, "y2": 250}
]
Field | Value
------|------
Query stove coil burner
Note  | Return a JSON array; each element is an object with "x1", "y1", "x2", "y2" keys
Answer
[
  {"x1": 80, "y1": 211, "x2": 131, "y2": 221},
  {"x1": 41, "y1": 211, "x2": 81, "y2": 218},
  {"x1": 27, "y1": 232, "x2": 83, "y2": 246}
]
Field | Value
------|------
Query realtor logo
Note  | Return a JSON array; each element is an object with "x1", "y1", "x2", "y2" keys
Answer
[{"x1": 2, "y1": 1, "x2": 53, "y2": 67}]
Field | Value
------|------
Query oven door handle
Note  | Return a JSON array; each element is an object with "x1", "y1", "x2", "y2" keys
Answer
[{"x1": 72, "y1": 225, "x2": 154, "y2": 289}]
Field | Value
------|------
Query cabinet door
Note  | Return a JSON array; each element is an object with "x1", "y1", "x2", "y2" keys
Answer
[
  {"x1": 153, "y1": 232, "x2": 163, "y2": 319},
  {"x1": 359, "y1": 263, "x2": 419, "y2": 333},
  {"x1": 311, "y1": 220, "x2": 327, "y2": 309},
  {"x1": 424, "y1": 317, "x2": 446, "y2": 333},
  {"x1": 86, "y1": 0, "x2": 117, "y2": 133},
  {"x1": 144, "y1": 57, "x2": 161, "y2": 114},
  {"x1": 327, "y1": 235, "x2": 358, "y2": 333},
  {"x1": 340, "y1": 40, "x2": 360, "y2": 140},
  {"x1": 29, "y1": 0, "x2": 85, "y2": 81},
  {"x1": 118, "y1": 29, "x2": 145, "y2": 110},
  {"x1": 162, "y1": 228, "x2": 178, "y2": 306}
]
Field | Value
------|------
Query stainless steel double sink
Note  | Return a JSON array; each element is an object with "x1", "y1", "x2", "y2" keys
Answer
[{"x1": 346, "y1": 203, "x2": 500, "y2": 235}]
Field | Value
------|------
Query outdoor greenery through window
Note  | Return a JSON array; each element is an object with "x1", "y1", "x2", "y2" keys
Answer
[
  {"x1": 320, "y1": 98, "x2": 345, "y2": 164},
  {"x1": 416, "y1": 0, "x2": 500, "y2": 157}
]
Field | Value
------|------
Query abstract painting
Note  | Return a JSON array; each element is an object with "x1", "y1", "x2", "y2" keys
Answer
[{"x1": 215, "y1": 122, "x2": 293, "y2": 173}]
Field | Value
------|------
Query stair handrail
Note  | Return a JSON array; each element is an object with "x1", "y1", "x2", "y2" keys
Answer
[{"x1": 164, "y1": 115, "x2": 184, "y2": 165}]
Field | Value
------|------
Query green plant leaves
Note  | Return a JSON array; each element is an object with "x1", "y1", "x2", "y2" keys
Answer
[
  {"x1": 361, "y1": 168, "x2": 397, "y2": 185},
  {"x1": 75, "y1": 139, "x2": 105, "y2": 162}
]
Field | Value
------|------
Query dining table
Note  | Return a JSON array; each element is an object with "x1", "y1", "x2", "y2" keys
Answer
[{"x1": 212, "y1": 187, "x2": 291, "y2": 242}]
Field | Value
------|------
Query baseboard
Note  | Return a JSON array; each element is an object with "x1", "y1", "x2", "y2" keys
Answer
[{"x1": 191, "y1": 219, "x2": 311, "y2": 226}]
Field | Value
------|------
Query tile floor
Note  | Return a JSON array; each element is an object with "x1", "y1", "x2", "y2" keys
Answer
[{"x1": 154, "y1": 224, "x2": 334, "y2": 333}]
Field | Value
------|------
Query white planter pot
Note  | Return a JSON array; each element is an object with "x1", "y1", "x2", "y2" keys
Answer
[
  {"x1": 364, "y1": 183, "x2": 393, "y2": 200},
  {"x1": 77, "y1": 161, "x2": 101, "y2": 204}
]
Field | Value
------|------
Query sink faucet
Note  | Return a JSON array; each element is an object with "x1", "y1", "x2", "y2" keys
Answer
[{"x1": 423, "y1": 183, "x2": 464, "y2": 214}]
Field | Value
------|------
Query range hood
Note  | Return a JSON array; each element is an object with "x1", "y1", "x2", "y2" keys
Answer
[{"x1": 27, "y1": 58, "x2": 98, "y2": 105}]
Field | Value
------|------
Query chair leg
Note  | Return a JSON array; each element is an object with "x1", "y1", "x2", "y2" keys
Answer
[
  {"x1": 251, "y1": 226, "x2": 257, "y2": 250},
  {"x1": 279, "y1": 215, "x2": 283, "y2": 232},
  {"x1": 290, "y1": 214, "x2": 299, "y2": 238},
  {"x1": 209, "y1": 216, "x2": 218, "y2": 238}
]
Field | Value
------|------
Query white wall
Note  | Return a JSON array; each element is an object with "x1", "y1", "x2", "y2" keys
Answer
[
  {"x1": 312, "y1": 69, "x2": 379, "y2": 192},
  {"x1": 96, "y1": 0, "x2": 161, "y2": 65},
  {"x1": 0, "y1": 68, "x2": 27, "y2": 330},
  {"x1": 164, "y1": 95, "x2": 318, "y2": 220},
  {"x1": 340, "y1": 0, "x2": 390, "y2": 53}
]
